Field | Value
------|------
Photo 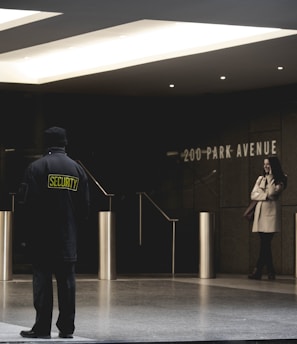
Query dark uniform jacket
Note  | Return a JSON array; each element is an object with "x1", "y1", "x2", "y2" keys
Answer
[{"x1": 19, "y1": 147, "x2": 90, "y2": 264}]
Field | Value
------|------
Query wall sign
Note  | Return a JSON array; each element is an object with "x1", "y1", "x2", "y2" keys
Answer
[{"x1": 182, "y1": 140, "x2": 277, "y2": 162}]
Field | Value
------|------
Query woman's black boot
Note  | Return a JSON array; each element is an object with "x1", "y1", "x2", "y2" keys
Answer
[{"x1": 248, "y1": 268, "x2": 262, "y2": 280}]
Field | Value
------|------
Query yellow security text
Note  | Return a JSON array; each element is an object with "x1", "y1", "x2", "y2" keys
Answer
[{"x1": 48, "y1": 174, "x2": 79, "y2": 191}]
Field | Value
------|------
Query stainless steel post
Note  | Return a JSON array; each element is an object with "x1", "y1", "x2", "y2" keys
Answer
[
  {"x1": 199, "y1": 212, "x2": 215, "y2": 279},
  {"x1": 0, "y1": 211, "x2": 13, "y2": 281},
  {"x1": 295, "y1": 213, "x2": 297, "y2": 278},
  {"x1": 98, "y1": 211, "x2": 116, "y2": 280}
]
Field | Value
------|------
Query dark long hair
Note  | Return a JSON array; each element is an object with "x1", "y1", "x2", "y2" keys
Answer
[{"x1": 263, "y1": 156, "x2": 287, "y2": 189}]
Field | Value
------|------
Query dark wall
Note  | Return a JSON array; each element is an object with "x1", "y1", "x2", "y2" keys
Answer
[{"x1": 1, "y1": 85, "x2": 297, "y2": 275}]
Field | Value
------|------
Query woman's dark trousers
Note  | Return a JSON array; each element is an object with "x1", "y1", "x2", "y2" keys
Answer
[{"x1": 256, "y1": 232, "x2": 275, "y2": 275}]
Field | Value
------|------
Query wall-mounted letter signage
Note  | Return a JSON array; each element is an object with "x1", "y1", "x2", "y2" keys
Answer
[{"x1": 182, "y1": 140, "x2": 277, "y2": 162}]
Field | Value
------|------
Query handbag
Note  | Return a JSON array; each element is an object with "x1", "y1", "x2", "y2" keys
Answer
[{"x1": 243, "y1": 200, "x2": 257, "y2": 221}]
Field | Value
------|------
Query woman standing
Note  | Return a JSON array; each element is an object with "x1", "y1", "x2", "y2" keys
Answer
[{"x1": 248, "y1": 156, "x2": 287, "y2": 280}]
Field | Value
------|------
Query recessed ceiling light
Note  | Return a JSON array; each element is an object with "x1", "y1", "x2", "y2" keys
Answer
[
  {"x1": 0, "y1": 19, "x2": 296, "y2": 84},
  {"x1": 220, "y1": 76, "x2": 226, "y2": 80},
  {"x1": 277, "y1": 66, "x2": 284, "y2": 70},
  {"x1": 0, "y1": 8, "x2": 62, "y2": 31}
]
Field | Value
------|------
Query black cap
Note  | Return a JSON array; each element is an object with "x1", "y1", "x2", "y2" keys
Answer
[{"x1": 44, "y1": 126, "x2": 68, "y2": 147}]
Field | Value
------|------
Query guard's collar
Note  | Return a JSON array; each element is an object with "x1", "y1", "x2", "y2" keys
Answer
[{"x1": 46, "y1": 146, "x2": 66, "y2": 155}]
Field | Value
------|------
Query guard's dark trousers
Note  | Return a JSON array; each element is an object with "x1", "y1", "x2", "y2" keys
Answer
[{"x1": 31, "y1": 262, "x2": 76, "y2": 336}]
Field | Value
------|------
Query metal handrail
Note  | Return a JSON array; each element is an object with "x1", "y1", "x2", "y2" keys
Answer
[
  {"x1": 77, "y1": 160, "x2": 114, "y2": 211},
  {"x1": 9, "y1": 193, "x2": 16, "y2": 212},
  {"x1": 137, "y1": 191, "x2": 179, "y2": 276}
]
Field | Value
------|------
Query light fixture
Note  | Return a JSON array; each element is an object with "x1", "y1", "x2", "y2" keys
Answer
[
  {"x1": 166, "y1": 151, "x2": 179, "y2": 157},
  {"x1": 0, "y1": 8, "x2": 62, "y2": 31},
  {"x1": 0, "y1": 19, "x2": 296, "y2": 84}
]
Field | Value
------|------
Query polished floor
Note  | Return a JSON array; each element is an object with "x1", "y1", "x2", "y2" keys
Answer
[{"x1": 1, "y1": 273, "x2": 297, "y2": 344}]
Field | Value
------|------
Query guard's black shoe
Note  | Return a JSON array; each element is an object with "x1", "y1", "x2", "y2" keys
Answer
[
  {"x1": 59, "y1": 332, "x2": 73, "y2": 339},
  {"x1": 20, "y1": 330, "x2": 51, "y2": 339}
]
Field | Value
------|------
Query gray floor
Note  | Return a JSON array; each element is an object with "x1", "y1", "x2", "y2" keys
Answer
[{"x1": 1, "y1": 273, "x2": 297, "y2": 344}]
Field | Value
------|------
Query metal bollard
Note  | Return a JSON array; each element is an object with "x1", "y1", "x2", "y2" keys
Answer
[
  {"x1": 0, "y1": 211, "x2": 13, "y2": 281},
  {"x1": 199, "y1": 212, "x2": 215, "y2": 279},
  {"x1": 98, "y1": 211, "x2": 116, "y2": 280},
  {"x1": 295, "y1": 213, "x2": 297, "y2": 278}
]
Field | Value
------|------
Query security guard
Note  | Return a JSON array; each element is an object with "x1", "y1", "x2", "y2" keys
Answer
[{"x1": 18, "y1": 126, "x2": 90, "y2": 339}]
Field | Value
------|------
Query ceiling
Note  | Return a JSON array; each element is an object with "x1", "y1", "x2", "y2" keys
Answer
[{"x1": 0, "y1": 0, "x2": 297, "y2": 97}]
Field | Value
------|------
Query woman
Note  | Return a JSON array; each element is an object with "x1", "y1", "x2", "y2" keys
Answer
[{"x1": 248, "y1": 156, "x2": 287, "y2": 280}]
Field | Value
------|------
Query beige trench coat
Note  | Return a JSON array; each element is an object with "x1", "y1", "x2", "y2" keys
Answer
[{"x1": 250, "y1": 175, "x2": 285, "y2": 233}]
